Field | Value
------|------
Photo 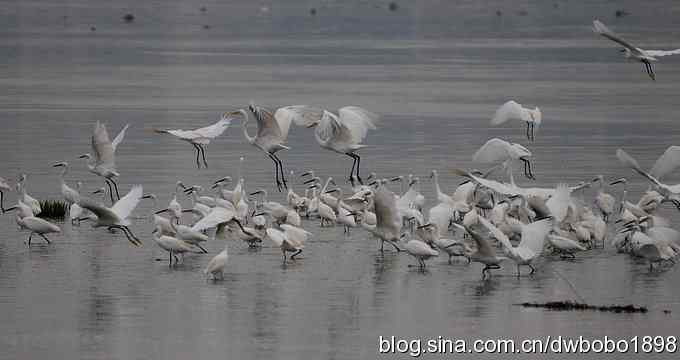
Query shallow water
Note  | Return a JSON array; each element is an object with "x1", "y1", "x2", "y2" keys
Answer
[{"x1": 2, "y1": 1, "x2": 680, "y2": 359}]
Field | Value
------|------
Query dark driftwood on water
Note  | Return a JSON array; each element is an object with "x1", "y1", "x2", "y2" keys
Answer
[{"x1": 517, "y1": 301, "x2": 648, "y2": 314}]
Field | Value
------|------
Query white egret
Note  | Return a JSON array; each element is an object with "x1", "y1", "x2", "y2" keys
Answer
[
  {"x1": 52, "y1": 162, "x2": 80, "y2": 204},
  {"x1": 478, "y1": 216, "x2": 552, "y2": 276},
  {"x1": 154, "y1": 114, "x2": 232, "y2": 168},
  {"x1": 454, "y1": 223, "x2": 505, "y2": 279},
  {"x1": 265, "y1": 224, "x2": 310, "y2": 263},
  {"x1": 491, "y1": 100, "x2": 542, "y2": 141},
  {"x1": 17, "y1": 174, "x2": 41, "y2": 215},
  {"x1": 79, "y1": 121, "x2": 129, "y2": 203},
  {"x1": 616, "y1": 149, "x2": 680, "y2": 210},
  {"x1": 291, "y1": 106, "x2": 378, "y2": 183},
  {"x1": 228, "y1": 103, "x2": 313, "y2": 191},
  {"x1": 371, "y1": 180, "x2": 403, "y2": 252},
  {"x1": 548, "y1": 234, "x2": 587, "y2": 259},
  {"x1": 473, "y1": 138, "x2": 535, "y2": 182},
  {"x1": 403, "y1": 239, "x2": 438, "y2": 269},
  {"x1": 593, "y1": 20, "x2": 680, "y2": 81},
  {"x1": 77, "y1": 185, "x2": 146, "y2": 246},
  {"x1": 592, "y1": 175, "x2": 616, "y2": 222},
  {"x1": 204, "y1": 245, "x2": 229, "y2": 280},
  {"x1": 417, "y1": 223, "x2": 470, "y2": 264},
  {"x1": 6, "y1": 200, "x2": 61, "y2": 245},
  {"x1": 152, "y1": 225, "x2": 199, "y2": 266}
]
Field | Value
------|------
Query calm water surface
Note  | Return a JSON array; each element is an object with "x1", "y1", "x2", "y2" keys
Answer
[{"x1": 2, "y1": 1, "x2": 680, "y2": 359}]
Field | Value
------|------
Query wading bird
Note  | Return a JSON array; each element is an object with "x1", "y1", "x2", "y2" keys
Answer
[
  {"x1": 473, "y1": 138, "x2": 535, "y2": 182},
  {"x1": 593, "y1": 19, "x2": 680, "y2": 81},
  {"x1": 79, "y1": 121, "x2": 129, "y2": 203},
  {"x1": 154, "y1": 114, "x2": 232, "y2": 168},
  {"x1": 491, "y1": 100, "x2": 542, "y2": 141}
]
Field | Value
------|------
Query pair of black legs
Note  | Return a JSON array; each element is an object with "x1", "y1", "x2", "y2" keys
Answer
[
  {"x1": 192, "y1": 143, "x2": 209, "y2": 169},
  {"x1": 105, "y1": 178, "x2": 121, "y2": 205},
  {"x1": 481, "y1": 264, "x2": 501, "y2": 279},
  {"x1": 346, "y1": 153, "x2": 363, "y2": 184},
  {"x1": 0, "y1": 190, "x2": 6, "y2": 213},
  {"x1": 268, "y1": 152, "x2": 287, "y2": 191},
  {"x1": 27, "y1": 232, "x2": 51, "y2": 246},
  {"x1": 521, "y1": 158, "x2": 535, "y2": 180},
  {"x1": 642, "y1": 60, "x2": 656, "y2": 81},
  {"x1": 282, "y1": 249, "x2": 302, "y2": 264},
  {"x1": 108, "y1": 225, "x2": 142, "y2": 246},
  {"x1": 525, "y1": 122, "x2": 535, "y2": 141}
]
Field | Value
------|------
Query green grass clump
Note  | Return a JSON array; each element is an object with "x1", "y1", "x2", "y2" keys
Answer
[{"x1": 37, "y1": 199, "x2": 68, "y2": 221}]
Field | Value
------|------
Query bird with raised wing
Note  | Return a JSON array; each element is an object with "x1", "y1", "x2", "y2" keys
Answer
[
  {"x1": 154, "y1": 114, "x2": 232, "y2": 168},
  {"x1": 491, "y1": 100, "x2": 542, "y2": 141},
  {"x1": 79, "y1": 121, "x2": 129, "y2": 203}
]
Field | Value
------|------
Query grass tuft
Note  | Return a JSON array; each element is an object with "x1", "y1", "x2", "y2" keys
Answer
[{"x1": 37, "y1": 199, "x2": 68, "y2": 221}]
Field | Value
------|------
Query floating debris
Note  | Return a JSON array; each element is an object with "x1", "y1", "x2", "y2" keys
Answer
[
  {"x1": 37, "y1": 200, "x2": 68, "y2": 221},
  {"x1": 123, "y1": 13, "x2": 135, "y2": 23},
  {"x1": 517, "y1": 10, "x2": 528, "y2": 16},
  {"x1": 310, "y1": 7, "x2": 317, "y2": 16},
  {"x1": 496, "y1": 10, "x2": 502, "y2": 16},
  {"x1": 388, "y1": 2, "x2": 398, "y2": 12},
  {"x1": 664, "y1": 309, "x2": 672, "y2": 314},
  {"x1": 90, "y1": 26, "x2": 96, "y2": 32},
  {"x1": 200, "y1": 6, "x2": 207, "y2": 13},
  {"x1": 202, "y1": 24, "x2": 211, "y2": 30},
  {"x1": 517, "y1": 301, "x2": 648, "y2": 314}
]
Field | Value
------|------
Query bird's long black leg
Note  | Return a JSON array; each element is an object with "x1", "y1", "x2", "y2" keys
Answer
[
  {"x1": 355, "y1": 154, "x2": 363, "y2": 184},
  {"x1": 39, "y1": 233, "x2": 51, "y2": 244},
  {"x1": 526, "y1": 122, "x2": 531, "y2": 141},
  {"x1": 267, "y1": 153, "x2": 282, "y2": 191},
  {"x1": 105, "y1": 179, "x2": 115, "y2": 204},
  {"x1": 346, "y1": 153, "x2": 357, "y2": 182},
  {"x1": 273, "y1": 154, "x2": 287, "y2": 190},
  {"x1": 530, "y1": 123, "x2": 535, "y2": 141},
  {"x1": 192, "y1": 143, "x2": 201, "y2": 169},
  {"x1": 110, "y1": 178, "x2": 121, "y2": 200},
  {"x1": 28, "y1": 232, "x2": 33, "y2": 246},
  {"x1": 198, "y1": 144, "x2": 208, "y2": 168},
  {"x1": 196, "y1": 243, "x2": 208, "y2": 253},
  {"x1": 649, "y1": 62, "x2": 656, "y2": 81},
  {"x1": 290, "y1": 249, "x2": 302, "y2": 260},
  {"x1": 123, "y1": 226, "x2": 142, "y2": 246}
]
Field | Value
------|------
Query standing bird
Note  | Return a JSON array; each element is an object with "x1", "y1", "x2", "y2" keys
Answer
[
  {"x1": 491, "y1": 100, "x2": 542, "y2": 141},
  {"x1": 204, "y1": 245, "x2": 229, "y2": 280},
  {"x1": 290, "y1": 106, "x2": 378, "y2": 183},
  {"x1": 593, "y1": 19, "x2": 680, "y2": 81},
  {"x1": 455, "y1": 223, "x2": 505, "y2": 279},
  {"x1": 17, "y1": 174, "x2": 41, "y2": 215},
  {"x1": 0, "y1": 177, "x2": 11, "y2": 213},
  {"x1": 371, "y1": 180, "x2": 403, "y2": 252},
  {"x1": 403, "y1": 239, "x2": 438, "y2": 269},
  {"x1": 52, "y1": 162, "x2": 80, "y2": 204},
  {"x1": 79, "y1": 121, "x2": 129, "y2": 203},
  {"x1": 152, "y1": 225, "x2": 198, "y2": 266},
  {"x1": 265, "y1": 224, "x2": 310, "y2": 264},
  {"x1": 154, "y1": 114, "x2": 232, "y2": 168},
  {"x1": 5, "y1": 200, "x2": 61, "y2": 245},
  {"x1": 592, "y1": 175, "x2": 616, "y2": 222},
  {"x1": 228, "y1": 103, "x2": 312, "y2": 191},
  {"x1": 473, "y1": 138, "x2": 535, "y2": 183},
  {"x1": 477, "y1": 216, "x2": 552, "y2": 276},
  {"x1": 77, "y1": 185, "x2": 146, "y2": 246}
]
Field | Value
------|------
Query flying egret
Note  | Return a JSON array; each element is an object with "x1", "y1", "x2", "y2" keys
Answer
[
  {"x1": 593, "y1": 19, "x2": 680, "y2": 81},
  {"x1": 79, "y1": 121, "x2": 129, "y2": 203},
  {"x1": 473, "y1": 138, "x2": 535, "y2": 183},
  {"x1": 52, "y1": 162, "x2": 80, "y2": 204},
  {"x1": 491, "y1": 100, "x2": 542, "y2": 141},
  {"x1": 227, "y1": 102, "x2": 312, "y2": 191},
  {"x1": 77, "y1": 185, "x2": 146, "y2": 246},
  {"x1": 154, "y1": 114, "x2": 232, "y2": 168},
  {"x1": 290, "y1": 106, "x2": 378, "y2": 183}
]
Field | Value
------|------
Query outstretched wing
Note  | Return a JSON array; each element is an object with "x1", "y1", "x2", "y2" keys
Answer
[
  {"x1": 111, "y1": 185, "x2": 143, "y2": 220},
  {"x1": 111, "y1": 124, "x2": 129, "y2": 152},
  {"x1": 616, "y1": 149, "x2": 662, "y2": 187},
  {"x1": 650, "y1": 146, "x2": 680, "y2": 181},
  {"x1": 451, "y1": 168, "x2": 521, "y2": 196},
  {"x1": 194, "y1": 117, "x2": 233, "y2": 141},
  {"x1": 518, "y1": 218, "x2": 552, "y2": 255},
  {"x1": 280, "y1": 105, "x2": 325, "y2": 128},
  {"x1": 337, "y1": 106, "x2": 378, "y2": 144},
  {"x1": 250, "y1": 103, "x2": 284, "y2": 140},
  {"x1": 191, "y1": 206, "x2": 236, "y2": 232},
  {"x1": 472, "y1": 138, "x2": 512, "y2": 163},
  {"x1": 546, "y1": 183, "x2": 570, "y2": 223},
  {"x1": 477, "y1": 216, "x2": 513, "y2": 251},
  {"x1": 491, "y1": 100, "x2": 527, "y2": 125},
  {"x1": 645, "y1": 49, "x2": 680, "y2": 57},
  {"x1": 593, "y1": 20, "x2": 641, "y2": 55},
  {"x1": 92, "y1": 121, "x2": 115, "y2": 167}
]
